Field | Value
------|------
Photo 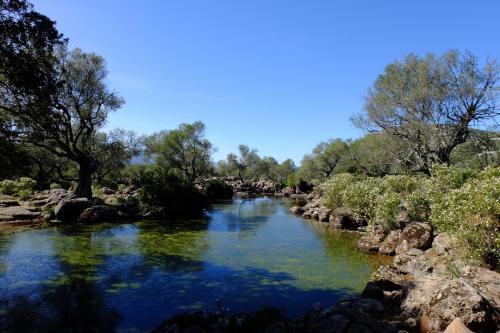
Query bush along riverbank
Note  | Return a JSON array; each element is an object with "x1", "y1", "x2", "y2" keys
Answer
[{"x1": 155, "y1": 166, "x2": 499, "y2": 333}]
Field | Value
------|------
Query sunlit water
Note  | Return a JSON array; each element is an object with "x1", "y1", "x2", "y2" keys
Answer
[{"x1": 0, "y1": 197, "x2": 388, "y2": 333}]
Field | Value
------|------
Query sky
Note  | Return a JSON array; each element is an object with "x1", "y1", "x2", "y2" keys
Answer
[{"x1": 33, "y1": 0, "x2": 500, "y2": 164}]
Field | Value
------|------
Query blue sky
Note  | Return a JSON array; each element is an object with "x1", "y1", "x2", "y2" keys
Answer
[{"x1": 33, "y1": 0, "x2": 500, "y2": 164}]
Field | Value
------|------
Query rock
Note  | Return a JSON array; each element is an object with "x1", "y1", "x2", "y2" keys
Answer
[
  {"x1": 318, "y1": 207, "x2": 332, "y2": 222},
  {"x1": 312, "y1": 209, "x2": 320, "y2": 220},
  {"x1": 396, "y1": 210, "x2": 410, "y2": 227},
  {"x1": 0, "y1": 206, "x2": 40, "y2": 221},
  {"x1": 402, "y1": 277, "x2": 498, "y2": 332},
  {"x1": 443, "y1": 318, "x2": 474, "y2": 333},
  {"x1": 459, "y1": 266, "x2": 500, "y2": 311},
  {"x1": 79, "y1": 205, "x2": 120, "y2": 223},
  {"x1": 310, "y1": 314, "x2": 350, "y2": 333},
  {"x1": 329, "y1": 207, "x2": 366, "y2": 230},
  {"x1": 395, "y1": 222, "x2": 433, "y2": 254},
  {"x1": 99, "y1": 187, "x2": 115, "y2": 195},
  {"x1": 281, "y1": 187, "x2": 295, "y2": 197},
  {"x1": 54, "y1": 198, "x2": 91, "y2": 221},
  {"x1": 378, "y1": 230, "x2": 402, "y2": 255},
  {"x1": 357, "y1": 227, "x2": 385, "y2": 252},
  {"x1": 0, "y1": 197, "x2": 19, "y2": 207},
  {"x1": 393, "y1": 250, "x2": 434, "y2": 277},
  {"x1": 290, "y1": 193, "x2": 307, "y2": 199},
  {"x1": 289, "y1": 206, "x2": 305, "y2": 215},
  {"x1": 302, "y1": 210, "x2": 313, "y2": 219},
  {"x1": 432, "y1": 232, "x2": 454, "y2": 255},
  {"x1": 235, "y1": 191, "x2": 254, "y2": 199}
]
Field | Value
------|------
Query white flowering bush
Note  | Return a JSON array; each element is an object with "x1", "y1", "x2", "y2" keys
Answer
[
  {"x1": 342, "y1": 177, "x2": 385, "y2": 221},
  {"x1": 381, "y1": 175, "x2": 419, "y2": 194},
  {"x1": 323, "y1": 173, "x2": 362, "y2": 209},
  {"x1": 430, "y1": 167, "x2": 500, "y2": 267},
  {"x1": 375, "y1": 191, "x2": 402, "y2": 230}
]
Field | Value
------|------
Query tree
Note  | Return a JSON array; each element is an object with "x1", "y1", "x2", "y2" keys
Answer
[
  {"x1": 145, "y1": 121, "x2": 214, "y2": 183},
  {"x1": 2, "y1": 47, "x2": 123, "y2": 198},
  {"x1": 297, "y1": 138, "x2": 349, "y2": 182},
  {"x1": 347, "y1": 132, "x2": 414, "y2": 176},
  {"x1": 353, "y1": 50, "x2": 500, "y2": 174}
]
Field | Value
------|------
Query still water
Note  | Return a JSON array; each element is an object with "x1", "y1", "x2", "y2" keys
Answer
[{"x1": 0, "y1": 197, "x2": 388, "y2": 332}]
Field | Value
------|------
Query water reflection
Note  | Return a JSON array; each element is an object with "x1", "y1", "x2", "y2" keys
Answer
[{"x1": 0, "y1": 198, "x2": 387, "y2": 333}]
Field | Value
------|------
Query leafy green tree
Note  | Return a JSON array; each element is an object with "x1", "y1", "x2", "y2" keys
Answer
[
  {"x1": 347, "y1": 133, "x2": 414, "y2": 176},
  {"x1": 353, "y1": 50, "x2": 500, "y2": 174},
  {"x1": 145, "y1": 121, "x2": 214, "y2": 183},
  {"x1": 1, "y1": 45, "x2": 123, "y2": 198},
  {"x1": 297, "y1": 138, "x2": 349, "y2": 182}
]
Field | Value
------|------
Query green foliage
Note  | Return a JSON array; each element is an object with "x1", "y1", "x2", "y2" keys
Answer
[
  {"x1": 429, "y1": 167, "x2": 499, "y2": 267},
  {"x1": 405, "y1": 190, "x2": 430, "y2": 222},
  {"x1": 49, "y1": 183, "x2": 62, "y2": 190},
  {"x1": 323, "y1": 173, "x2": 361, "y2": 209},
  {"x1": 138, "y1": 167, "x2": 209, "y2": 218},
  {"x1": 342, "y1": 177, "x2": 385, "y2": 221},
  {"x1": 0, "y1": 177, "x2": 37, "y2": 196},
  {"x1": 382, "y1": 175, "x2": 419, "y2": 193},
  {"x1": 375, "y1": 192, "x2": 402, "y2": 231},
  {"x1": 204, "y1": 180, "x2": 233, "y2": 199},
  {"x1": 145, "y1": 121, "x2": 213, "y2": 183}
]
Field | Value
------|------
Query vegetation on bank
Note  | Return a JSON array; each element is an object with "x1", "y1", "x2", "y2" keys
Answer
[{"x1": 322, "y1": 165, "x2": 499, "y2": 268}]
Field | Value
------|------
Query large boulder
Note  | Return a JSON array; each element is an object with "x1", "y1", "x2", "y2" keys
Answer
[
  {"x1": 79, "y1": 205, "x2": 120, "y2": 223},
  {"x1": 432, "y1": 232, "x2": 454, "y2": 255},
  {"x1": 54, "y1": 198, "x2": 91, "y2": 221},
  {"x1": 443, "y1": 318, "x2": 474, "y2": 333},
  {"x1": 395, "y1": 222, "x2": 433, "y2": 254},
  {"x1": 402, "y1": 277, "x2": 498, "y2": 332}
]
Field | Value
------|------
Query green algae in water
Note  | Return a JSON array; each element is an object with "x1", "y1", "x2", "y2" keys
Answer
[{"x1": 0, "y1": 198, "x2": 388, "y2": 333}]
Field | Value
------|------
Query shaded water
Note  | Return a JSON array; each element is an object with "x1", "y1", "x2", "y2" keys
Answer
[{"x1": 0, "y1": 197, "x2": 388, "y2": 333}]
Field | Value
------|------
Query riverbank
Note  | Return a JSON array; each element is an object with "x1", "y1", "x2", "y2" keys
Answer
[{"x1": 154, "y1": 189, "x2": 500, "y2": 333}]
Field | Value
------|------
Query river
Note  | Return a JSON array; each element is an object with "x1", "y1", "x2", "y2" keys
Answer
[{"x1": 0, "y1": 197, "x2": 388, "y2": 332}]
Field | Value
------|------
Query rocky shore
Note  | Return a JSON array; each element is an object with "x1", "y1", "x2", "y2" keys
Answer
[
  {"x1": 154, "y1": 186, "x2": 499, "y2": 333},
  {"x1": 0, "y1": 185, "x2": 141, "y2": 232}
]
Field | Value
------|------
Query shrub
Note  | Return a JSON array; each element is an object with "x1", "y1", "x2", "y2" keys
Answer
[
  {"x1": 0, "y1": 177, "x2": 37, "y2": 196},
  {"x1": 430, "y1": 172, "x2": 500, "y2": 268},
  {"x1": 382, "y1": 175, "x2": 419, "y2": 194},
  {"x1": 49, "y1": 183, "x2": 62, "y2": 190},
  {"x1": 375, "y1": 192, "x2": 402, "y2": 230},
  {"x1": 342, "y1": 177, "x2": 384, "y2": 221},
  {"x1": 204, "y1": 180, "x2": 233, "y2": 199},
  {"x1": 17, "y1": 189, "x2": 32, "y2": 201},
  {"x1": 138, "y1": 168, "x2": 209, "y2": 218},
  {"x1": 323, "y1": 173, "x2": 362, "y2": 209},
  {"x1": 405, "y1": 190, "x2": 430, "y2": 221}
]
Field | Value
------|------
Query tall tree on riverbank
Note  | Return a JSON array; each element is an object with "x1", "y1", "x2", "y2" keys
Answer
[
  {"x1": 1, "y1": 1, "x2": 124, "y2": 198},
  {"x1": 353, "y1": 50, "x2": 500, "y2": 174}
]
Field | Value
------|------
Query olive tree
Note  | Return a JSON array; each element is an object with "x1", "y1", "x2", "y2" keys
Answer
[
  {"x1": 145, "y1": 121, "x2": 214, "y2": 183},
  {"x1": 1, "y1": 2, "x2": 124, "y2": 198},
  {"x1": 353, "y1": 50, "x2": 500, "y2": 174}
]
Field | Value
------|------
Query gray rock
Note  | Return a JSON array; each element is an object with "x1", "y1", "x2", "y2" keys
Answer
[
  {"x1": 357, "y1": 228, "x2": 386, "y2": 252},
  {"x1": 99, "y1": 187, "x2": 115, "y2": 195},
  {"x1": 432, "y1": 232, "x2": 454, "y2": 255},
  {"x1": 378, "y1": 230, "x2": 402, "y2": 255},
  {"x1": 318, "y1": 207, "x2": 332, "y2": 222},
  {"x1": 289, "y1": 206, "x2": 305, "y2": 215},
  {"x1": 54, "y1": 198, "x2": 91, "y2": 221},
  {"x1": 395, "y1": 222, "x2": 433, "y2": 254},
  {"x1": 282, "y1": 187, "x2": 295, "y2": 197},
  {"x1": 0, "y1": 206, "x2": 40, "y2": 221}
]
